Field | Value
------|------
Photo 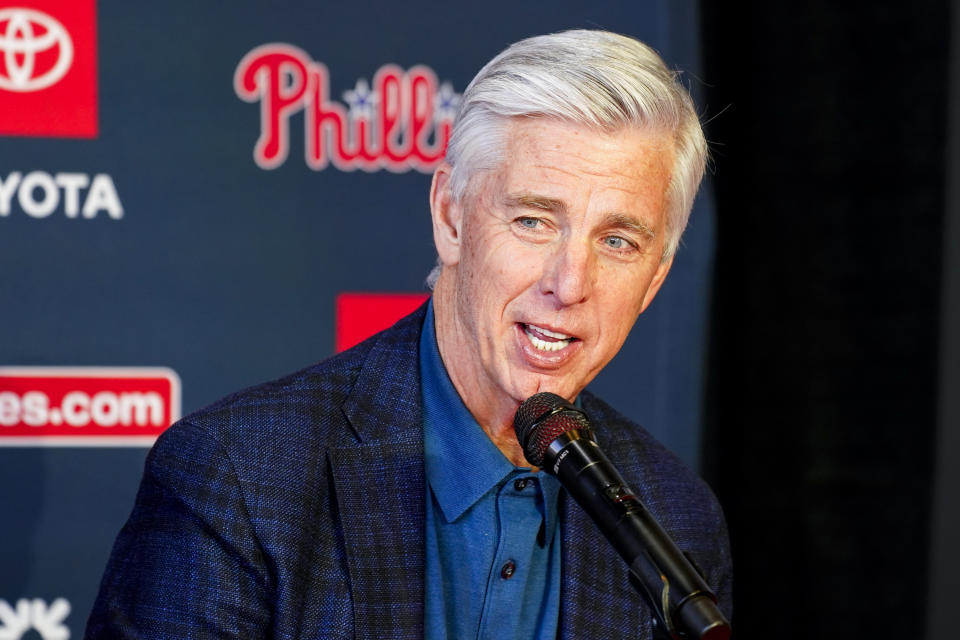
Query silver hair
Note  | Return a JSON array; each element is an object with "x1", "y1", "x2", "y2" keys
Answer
[{"x1": 427, "y1": 29, "x2": 707, "y2": 290}]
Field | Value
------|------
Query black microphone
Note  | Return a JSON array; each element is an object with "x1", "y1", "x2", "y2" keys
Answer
[{"x1": 514, "y1": 392, "x2": 731, "y2": 640}]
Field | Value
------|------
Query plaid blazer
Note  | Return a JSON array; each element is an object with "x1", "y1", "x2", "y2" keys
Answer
[{"x1": 85, "y1": 303, "x2": 732, "y2": 639}]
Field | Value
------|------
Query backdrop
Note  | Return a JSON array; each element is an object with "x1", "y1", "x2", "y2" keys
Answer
[
  {"x1": 699, "y1": 2, "x2": 953, "y2": 639},
  {"x1": 0, "y1": 1, "x2": 713, "y2": 637}
]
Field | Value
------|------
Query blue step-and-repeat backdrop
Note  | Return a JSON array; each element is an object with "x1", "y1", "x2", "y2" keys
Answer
[{"x1": 0, "y1": 1, "x2": 713, "y2": 636}]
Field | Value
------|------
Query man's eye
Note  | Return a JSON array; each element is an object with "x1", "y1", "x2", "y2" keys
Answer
[
  {"x1": 518, "y1": 217, "x2": 541, "y2": 229},
  {"x1": 604, "y1": 236, "x2": 630, "y2": 250}
]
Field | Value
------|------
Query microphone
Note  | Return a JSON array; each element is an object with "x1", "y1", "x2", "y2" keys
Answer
[{"x1": 514, "y1": 392, "x2": 731, "y2": 640}]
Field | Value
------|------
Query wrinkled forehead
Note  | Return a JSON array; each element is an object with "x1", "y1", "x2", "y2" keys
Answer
[
  {"x1": 473, "y1": 117, "x2": 672, "y2": 181},
  {"x1": 463, "y1": 118, "x2": 675, "y2": 219}
]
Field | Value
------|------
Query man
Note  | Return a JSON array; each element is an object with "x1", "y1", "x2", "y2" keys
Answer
[{"x1": 86, "y1": 30, "x2": 731, "y2": 640}]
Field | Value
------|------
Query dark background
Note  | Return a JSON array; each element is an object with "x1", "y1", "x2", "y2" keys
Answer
[{"x1": 700, "y1": 1, "x2": 957, "y2": 638}]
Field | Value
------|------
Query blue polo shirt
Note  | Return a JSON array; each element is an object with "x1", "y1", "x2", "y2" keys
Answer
[{"x1": 421, "y1": 302, "x2": 562, "y2": 640}]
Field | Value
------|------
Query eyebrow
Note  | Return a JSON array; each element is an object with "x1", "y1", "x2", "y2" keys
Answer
[
  {"x1": 505, "y1": 193, "x2": 656, "y2": 239},
  {"x1": 605, "y1": 213, "x2": 656, "y2": 239},
  {"x1": 506, "y1": 193, "x2": 567, "y2": 214}
]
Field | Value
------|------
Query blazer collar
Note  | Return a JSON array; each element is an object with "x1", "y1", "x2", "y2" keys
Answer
[{"x1": 340, "y1": 303, "x2": 427, "y2": 445}]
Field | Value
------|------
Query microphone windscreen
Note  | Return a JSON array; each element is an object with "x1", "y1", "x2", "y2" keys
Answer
[{"x1": 513, "y1": 392, "x2": 589, "y2": 466}]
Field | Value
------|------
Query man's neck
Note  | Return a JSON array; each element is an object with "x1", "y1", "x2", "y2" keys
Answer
[{"x1": 432, "y1": 279, "x2": 529, "y2": 468}]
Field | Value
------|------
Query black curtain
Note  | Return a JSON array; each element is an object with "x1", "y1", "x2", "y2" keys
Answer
[{"x1": 699, "y1": 2, "x2": 949, "y2": 638}]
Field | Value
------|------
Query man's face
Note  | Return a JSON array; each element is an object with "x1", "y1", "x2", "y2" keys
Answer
[{"x1": 431, "y1": 118, "x2": 675, "y2": 415}]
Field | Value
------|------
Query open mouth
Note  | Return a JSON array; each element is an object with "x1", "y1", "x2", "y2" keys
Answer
[{"x1": 522, "y1": 323, "x2": 578, "y2": 352}]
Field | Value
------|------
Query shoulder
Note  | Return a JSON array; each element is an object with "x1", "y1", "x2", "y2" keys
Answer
[
  {"x1": 578, "y1": 392, "x2": 697, "y2": 480},
  {"x1": 172, "y1": 303, "x2": 427, "y2": 450},
  {"x1": 578, "y1": 390, "x2": 733, "y2": 616},
  {"x1": 579, "y1": 389, "x2": 726, "y2": 533},
  {"x1": 89, "y1": 305, "x2": 429, "y2": 637},
  {"x1": 148, "y1": 303, "x2": 428, "y2": 501}
]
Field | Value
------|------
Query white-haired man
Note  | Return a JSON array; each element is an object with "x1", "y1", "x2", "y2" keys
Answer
[{"x1": 87, "y1": 30, "x2": 732, "y2": 640}]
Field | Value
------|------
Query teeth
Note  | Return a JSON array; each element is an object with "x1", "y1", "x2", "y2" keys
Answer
[
  {"x1": 524, "y1": 324, "x2": 573, "y2": 352},
  {"x1": 529, "y1": 334, "x2": 567, "y2": 351},
  {"x1": 528, "y1": 324, "x2": 571, "y2": 340}
]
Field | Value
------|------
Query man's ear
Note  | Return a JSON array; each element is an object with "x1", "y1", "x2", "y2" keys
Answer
[
  {"x1": 638, "y1": 253, "x2": 674, "y2": 314},
  {"x1": 430, "y1": 163, "x2": 463, "y2": 267}
]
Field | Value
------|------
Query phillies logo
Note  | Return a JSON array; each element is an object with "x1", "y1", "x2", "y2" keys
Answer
[
  {"x1": 0, "y1": 8, "x2": 73, "y2": 92},
  {"x1": 234, "y1": 44, "x2": 460, "y2": 172}
]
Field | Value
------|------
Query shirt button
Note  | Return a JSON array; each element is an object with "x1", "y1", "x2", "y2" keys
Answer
[
  {"x1": 514, "y1": 478, "x2": 528, "y2": 491},
  {"x1": 500, "y1": 560, "x2": 516, "y2": 579}
]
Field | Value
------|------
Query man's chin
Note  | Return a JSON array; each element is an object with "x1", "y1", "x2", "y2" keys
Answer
[{"x1": 505, "y1": 373, "x2": 579, "y2": 406}]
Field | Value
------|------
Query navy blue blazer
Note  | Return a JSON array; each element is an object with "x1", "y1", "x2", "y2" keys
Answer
[{"x1": 86, "y1": 304, "x2": 732, "y2": 639}]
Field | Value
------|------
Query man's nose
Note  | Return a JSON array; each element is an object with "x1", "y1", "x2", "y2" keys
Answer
[{"x1": 540, "y1": 237, "x2": 595, "y2": 306}]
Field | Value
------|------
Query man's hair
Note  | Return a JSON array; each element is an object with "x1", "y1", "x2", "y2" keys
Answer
[{"x1": 443, "y1": 29, "x2": 707, "y2": 262}]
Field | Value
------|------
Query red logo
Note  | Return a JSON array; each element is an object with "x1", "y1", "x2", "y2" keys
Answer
[
  {"x1": 235, "y1": 44, "x2": 459, "y2": 172},
  {"x1": 0, "y1": 1, "x2": 97, "y2": 138},
  {"x1": 0, "y1": 367, "x2": 181, "y2": 446},
  {"x1": 336, "y1": 293, "x2": 430, "y2": 352}
]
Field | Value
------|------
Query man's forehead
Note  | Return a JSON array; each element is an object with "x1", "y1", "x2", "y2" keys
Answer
[
  {"x1": 505, "y1": 117, "x2": 674, "y2": 154},
  {"x1": 457, "y1": 117, "x2": 670, "y2": 192},
  {"x1": 503, "y1": 119, "x2": 672, "y2": 179},
  {"x1": 478, "y1": 120, "x2": 672, "y2": 219}
]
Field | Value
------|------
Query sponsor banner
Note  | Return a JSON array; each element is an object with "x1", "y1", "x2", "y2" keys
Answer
[
  {"x1": 0, "y1": 171, "x2": 123, "y2": 220},
  {"x1": 0, "y1": 367, "x2": 181, "y2": 446},
  {"x1": 235, "y1": 44, "x2": 459, "y2": 172},
  {"x1": 0, "y1": 598, "x2": 71, "y2": 640},
  {"x1": 336, "y1": 293, "x2": 430, "y2": 352},
  {"x1": 0, "y1": 0, "x2": 98, "y2": 138}
]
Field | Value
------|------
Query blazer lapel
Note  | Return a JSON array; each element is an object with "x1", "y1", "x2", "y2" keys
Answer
[{"x1": 330, "y1": 307, "x2": 427, "y2": 640}]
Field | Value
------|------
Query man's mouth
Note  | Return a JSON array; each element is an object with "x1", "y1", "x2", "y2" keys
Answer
[{"x1": 522, "y1": 323, "x2": 578, "y2": 352}]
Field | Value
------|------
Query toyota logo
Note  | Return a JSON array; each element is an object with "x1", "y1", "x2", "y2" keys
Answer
[{"x1": 0, "y1": 8, "x2": 74, "y2": 92}]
